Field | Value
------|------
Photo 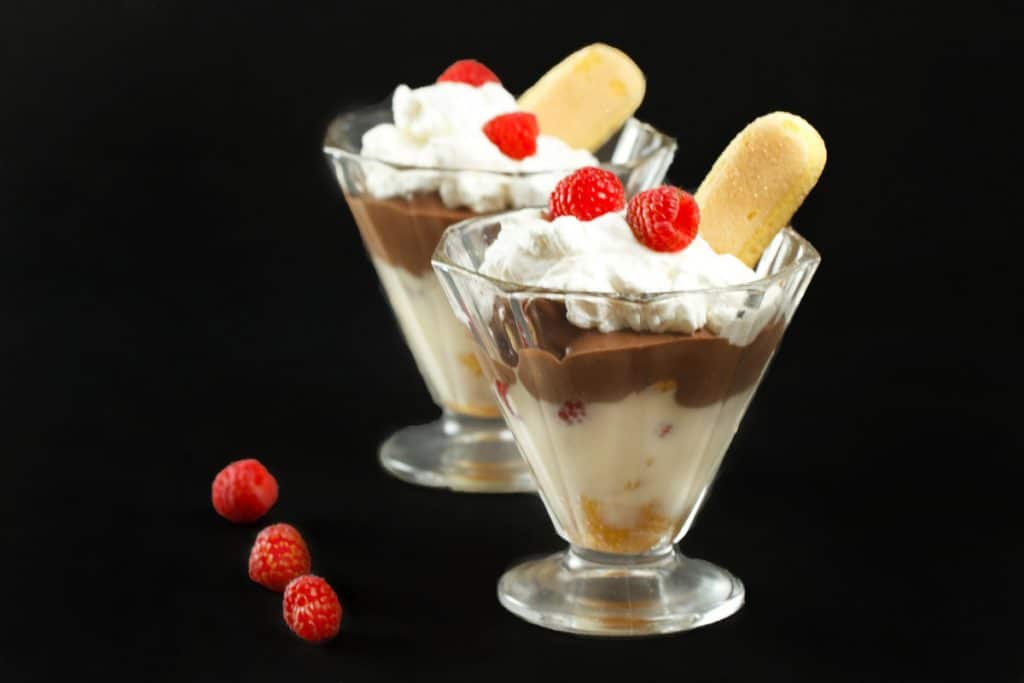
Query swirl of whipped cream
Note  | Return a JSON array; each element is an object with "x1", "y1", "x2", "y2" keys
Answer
[
  {"x1": 360, "y1": 82, "x2": 597, "y2": 213},
  {"x1": 479, "y1": 209, "x2": 780, "y2": 340}
]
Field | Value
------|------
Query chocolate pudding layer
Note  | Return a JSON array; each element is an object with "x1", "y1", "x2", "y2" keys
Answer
[
  {"x1": 346, "y1": 193, "x2": 476, "y2": 276},
  {"x1": 492, "y1": 299, "x2": 784, "y2": 407},
  {"x1": 345, "y1": 192, "x2": 499, "y2": 416}
]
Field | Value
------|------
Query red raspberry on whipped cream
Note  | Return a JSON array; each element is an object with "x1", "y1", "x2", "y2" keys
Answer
[
  {"x1": 483, "y1": 112, "x2": 539, "y2": 160},
  {"x1": 626, "y1": 186, "x2": 700, "y2": 253},
  {"x1": 437, "y1": 59, "x2": 501, "y2": 86},
  {"x1": 548, "y1": 166, "x2": 625, "y2": 221}
]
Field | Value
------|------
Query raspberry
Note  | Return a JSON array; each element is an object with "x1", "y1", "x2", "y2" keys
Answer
[
  {"x1": 557, "y1": 400, "x2": 586, "y2": 425},
  {"x1": 626, "y1": 186, "x2": 700, "y2": 253},
  {"x1": 548, "y1": 167, "x2": 625, "y2": 221},
  {"x1": 248, "y1": 523, "x2": 312, "y2": 592},
  {"x1": 283, "y1": 575, "x2": 342, "y2": 644},
  {"x1": 436, "y1": 59, "x2": 500, "y2": 87},
  {"x1": 495, "y1": 379, "x2": 516, "y2": 415},
  {"x1": 211, "y1": 459, "x2": 278, "y2": 523},
  {"x1": 495, "y1": 380, "x2": 509, "y2": 403},
  {"x1": 483, "y1": 112, "x2": 539, "y2": 160}
]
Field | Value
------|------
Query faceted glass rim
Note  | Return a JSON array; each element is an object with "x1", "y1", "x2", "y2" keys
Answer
[
  {"x1": 322, "y1": 100, "x2": 677, "y2": 176},
  {"x1": 432, "y1": 212, "x2": 822, "y2": 302}
]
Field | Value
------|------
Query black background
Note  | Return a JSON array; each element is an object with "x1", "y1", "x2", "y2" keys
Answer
[{"x1": 1, "y1": 2, "x2": 1020, "y2": 681}]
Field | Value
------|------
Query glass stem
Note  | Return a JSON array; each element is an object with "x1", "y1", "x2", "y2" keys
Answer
[
  {"x1": 567, "y1": 544, "x2": 676, "y2": 569},
  {"x1": 441, "y1": 408, "x2": 462, "y2": 435}
]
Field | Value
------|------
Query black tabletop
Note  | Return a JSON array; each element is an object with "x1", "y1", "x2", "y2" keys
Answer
[{"x1": 2, "y1": 2, "x2": 1020, "y2": 681}]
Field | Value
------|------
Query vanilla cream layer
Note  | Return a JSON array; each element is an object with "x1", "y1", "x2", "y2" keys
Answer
[
  {"x1": 372, "y1": 258, "x2": 499, "y2": 417},
  {"x1": 500, "y1": 378, "x2": 762, "y2": 554}
]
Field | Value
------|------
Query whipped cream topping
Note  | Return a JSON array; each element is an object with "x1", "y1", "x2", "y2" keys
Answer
[
  {"x1": 360, "y1": 82, "x2": 596, "y2": 213},
  {"x1": 480, "y1": 209, "x2": 780, "y2": 340}
]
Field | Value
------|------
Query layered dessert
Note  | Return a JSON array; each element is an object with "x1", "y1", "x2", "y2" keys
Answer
[
  {"x1": 344, "y1": 46, "x2": 646, "y2": 418},
  {"x1": 465, "y1": 112, "x2": 826, "y2": 553}
]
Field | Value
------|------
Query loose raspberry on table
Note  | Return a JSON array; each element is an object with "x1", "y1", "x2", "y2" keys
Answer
[
  {"x1": 248, "y1": 523, "x2": 312, "y2": 592},
  {"x1": 483, "y1": 112, "x2": 539, "y2": 160},
  {"x1": 557, "y1": 400, "x2": 586, "y2": 425},
  {"x1": 283, "y1": 575, "x2": 343, "y2": 644},
  {"x1": 626, "y1": 186, "x2": 700, "y2": 253},
  {"x1": 211, "y1": 458, "x2": 278, "y2": 523},
  {"x1": 548, "y1": 167, "x2": 625, "y2": 221},
  {"x1": 436, "y1": 59, "x2": 500, "y2": 86}
]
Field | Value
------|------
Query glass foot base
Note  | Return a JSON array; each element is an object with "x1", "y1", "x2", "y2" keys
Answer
[
  {"x1": 498, "y1": 546, "x2": 744, "y2": 636},
  {"x1": 379, "y1": 412, "x2": 533, "y2": 493}
]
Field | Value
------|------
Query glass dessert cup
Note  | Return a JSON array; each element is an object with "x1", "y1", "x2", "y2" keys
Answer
[
  {"x1": 433, "y1": 215, "x2": 820, "y2": 633},
  {"x1": 324, "y1": 103, "x2": 675, "y2": 493}
]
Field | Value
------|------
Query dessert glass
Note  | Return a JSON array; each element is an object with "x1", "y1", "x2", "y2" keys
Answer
[
  {"x1": 324, "y1": 103, "x2": 675, "y2": 492},
  {"x1": 433, "y1": 215, "x2": 820, "y2": 633}
]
